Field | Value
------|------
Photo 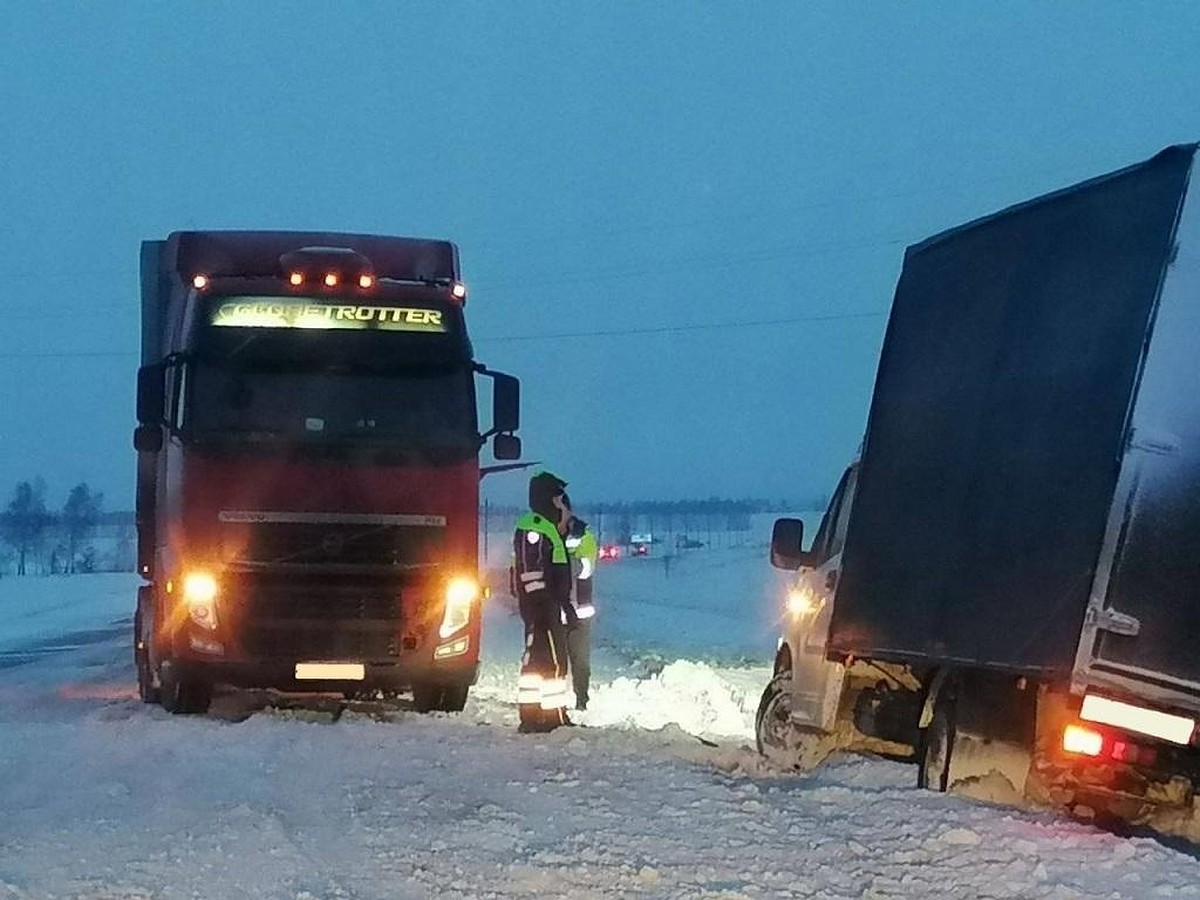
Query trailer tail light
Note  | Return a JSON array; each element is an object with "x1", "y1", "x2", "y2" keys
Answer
[
  {"x1": 289, "y1": 271, "x2": 304, "y2": 286},
  {"x1": 1110, "y1": 739, "x2": 1157, "y2": 767},
  {"x1": 192, "y1": 274, "x2": 209, "y2": 290},
  {"x1": 1080, "y1": 694, "x2": 1196, "y2": 746},
  {"x1": 1062, "y1": 724, "x2": 1103, "y2": 757}
]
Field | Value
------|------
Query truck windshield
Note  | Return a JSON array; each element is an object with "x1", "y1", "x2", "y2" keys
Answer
[
  {"x1": 183, "y1": 362, "x2": 478, "y2": 460},
  {"x1": 181, "y1": 293, "x2": 478, "y2": 461}
]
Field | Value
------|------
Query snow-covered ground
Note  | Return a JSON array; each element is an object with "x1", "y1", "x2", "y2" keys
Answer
[{"x1": 2, "y1": 527, "x2": 1199, "y2": 899}]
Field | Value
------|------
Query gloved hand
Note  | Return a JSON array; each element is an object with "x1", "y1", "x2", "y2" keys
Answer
[{"x1": 560, "y1": 598, "x2": 580, "y2": 627}]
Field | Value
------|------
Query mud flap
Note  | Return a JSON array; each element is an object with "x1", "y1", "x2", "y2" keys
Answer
[{"x1": 944, "y1": 672, "x2": 1037, "y2": 804}]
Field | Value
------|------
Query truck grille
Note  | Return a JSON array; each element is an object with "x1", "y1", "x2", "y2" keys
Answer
[
  {"x1": 222, "y1": 519, "x2": 444, "y2": 569},
  {"x1": 232, "y1": 575, "x2": 403, "y2": 661}
]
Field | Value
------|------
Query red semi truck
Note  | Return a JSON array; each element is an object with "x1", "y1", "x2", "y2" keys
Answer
[{"x1": 133, "y1": 231, "x2": 520, "y2": 714}]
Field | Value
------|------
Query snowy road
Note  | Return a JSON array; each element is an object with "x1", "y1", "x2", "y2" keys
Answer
[{"x1": 2, "y1": 568, "x2": 1200, "y2": 898}]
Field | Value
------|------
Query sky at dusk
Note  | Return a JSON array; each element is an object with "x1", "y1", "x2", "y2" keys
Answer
[{"x1": 2, "y1": 2, "x2": 1199, "y2": 510}]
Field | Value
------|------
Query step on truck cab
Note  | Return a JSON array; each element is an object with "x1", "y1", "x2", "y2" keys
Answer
[
  {"x1": 134, "y1": 231, "x2": 521, "y2": 714},
  {"x1": 759, "y1": 144, "x2": 1200, "y2": 835}
]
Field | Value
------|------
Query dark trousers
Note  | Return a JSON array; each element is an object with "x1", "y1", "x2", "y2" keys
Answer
[
  {"x1": 518, "y1": 596, "x2": 569, "y2": 730},
  {"x1": 566, "y1": 619, "x2": 592, "y2": 709}
]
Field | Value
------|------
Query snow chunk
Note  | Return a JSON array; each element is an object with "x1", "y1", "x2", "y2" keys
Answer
[{"x1": 582, "y1": 659, "x2": 760, "y2": 739}]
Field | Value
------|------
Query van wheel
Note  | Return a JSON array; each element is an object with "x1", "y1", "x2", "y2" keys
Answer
[
  {"x1": 755, "y1": 671, "x2": 833, "y2": 769},
  {"x1": 412, "y1": 681, "x2": 469, "y2": 713},
  {"x1": 134, "y1": 609, "x2": 159, "y2": 704},
  {"x1": 919, "y1": 688, "x2": 956, "y2": 791},
  {"x1": 158, "y1": 660, "x2": 213, "y2": 715}
]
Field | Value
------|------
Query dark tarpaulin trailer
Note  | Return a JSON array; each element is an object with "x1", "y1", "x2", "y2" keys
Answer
[{"x1": 828, "y1": 144, "x2": 1198, "y2": 686}]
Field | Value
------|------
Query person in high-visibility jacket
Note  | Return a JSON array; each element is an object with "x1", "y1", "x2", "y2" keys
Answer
[
  {"x1": 512, "y1": 471, "x2": 575, "y2": 732},
  {"x1": 562, "y1": 506, "x2": 598, "y2": 710}
]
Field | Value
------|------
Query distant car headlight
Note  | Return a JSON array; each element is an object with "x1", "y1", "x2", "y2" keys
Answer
[{"x1": 439, "y1": 576, "x2": 480, "y2": 639}]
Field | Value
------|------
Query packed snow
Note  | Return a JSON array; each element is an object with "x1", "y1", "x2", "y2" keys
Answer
[{"x1": 2, "y1": 524, "x2": 1199, "y2": 899}]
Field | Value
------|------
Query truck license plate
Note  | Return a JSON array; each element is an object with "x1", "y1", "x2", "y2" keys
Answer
[{"x1": 295, "y1": 662, "x2": 365, "y2": 681}]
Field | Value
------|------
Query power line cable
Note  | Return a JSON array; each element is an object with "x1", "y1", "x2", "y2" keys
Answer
[
  {"x1": 476, "y1": 309, "x2": 887, "y2": 343},
  {"x1": 0, "y1": 307, "x2": 888, "y2": 358}
]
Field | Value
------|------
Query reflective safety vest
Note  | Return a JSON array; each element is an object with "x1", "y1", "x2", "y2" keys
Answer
[
  {"x1": 513, "y1": 512, "x2": 569, "y2": 598},
  {"x1": 564, "y1": 525, "x2": 598, "y2": 621}
]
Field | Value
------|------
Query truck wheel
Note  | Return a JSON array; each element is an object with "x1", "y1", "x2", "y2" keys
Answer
[
  {"x1": 412, "y1": 681, "x2": 469, "y2": 713},
  {"x1": 158, "y1": 660, "x2": 213, "y2": 715},
  {"x1": 918, "y1": 689, "x2": 956, "y2": 792},
  {"x1": 755, "y1": 672, "x2": 833, "y2": 769},
  {"x1": 134, "y1": 609, "x2": 159, "y2": 704}
]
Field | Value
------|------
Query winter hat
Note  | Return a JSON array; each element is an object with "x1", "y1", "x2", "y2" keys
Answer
[{"x1": 529, "y1": 471, "x2": 568, "y2": 520}]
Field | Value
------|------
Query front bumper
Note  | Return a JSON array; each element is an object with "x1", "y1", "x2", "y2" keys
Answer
[{"x1": 170, "y1": 654, "x2": 479, "y2": 693}]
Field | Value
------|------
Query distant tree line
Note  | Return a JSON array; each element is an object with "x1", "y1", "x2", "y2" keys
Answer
[
  {"x1": 0, "y1": 479, "x2": 134, "y2": 576},
  {"x1": 480, "y1": 495, "x2": 825, "y2": 550}
]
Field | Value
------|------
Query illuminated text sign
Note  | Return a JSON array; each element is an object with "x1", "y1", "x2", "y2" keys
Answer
[{"x1": 210, "y1": 297, "x2": 447, "y2": 333}]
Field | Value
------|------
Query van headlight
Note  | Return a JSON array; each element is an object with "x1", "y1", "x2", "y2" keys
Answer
[
  {"x1": 786, "y1": 585, "x2": 820, "y2": 620},
  {"x1": 439, "y1": 576, "x2": 479, "y2": 639}
]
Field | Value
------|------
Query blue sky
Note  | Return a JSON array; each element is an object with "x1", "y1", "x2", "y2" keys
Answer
[{"x1": 2, "y1": 3, "x2": 1198, "y2": 510}]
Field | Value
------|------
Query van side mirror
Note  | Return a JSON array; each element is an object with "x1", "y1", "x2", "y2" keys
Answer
[
  {"x1": 137, "y1": 363, "x2": 165, "y2": 425},
  {"x1": 493, "y1": 433, "x2": 521, "y2": 461},
  {"x1": 770, "y1": 518, "x2": 811, "y2": 570}
]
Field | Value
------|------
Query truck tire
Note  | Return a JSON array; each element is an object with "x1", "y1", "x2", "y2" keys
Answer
[
  {"x1": 134, "y1": 609, "x2": 159, "y2": 704},
  {"x1": 158, "y1": 660, "x2": 213, "y2": 715},
  {"x1": 412, "y1": 681, "x2": 469, "y2": 713},
  {"x1": 755, "y1": 671, "x2": 834, "y2": 769}
]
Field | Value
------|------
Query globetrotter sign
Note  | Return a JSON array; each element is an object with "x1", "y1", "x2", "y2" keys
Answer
[{"x1": 210, "y1": 296, "x2": 447, "y2": 332}]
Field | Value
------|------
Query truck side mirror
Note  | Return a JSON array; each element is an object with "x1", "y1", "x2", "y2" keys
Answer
[
  {"x1": 493, "y1": 433, "x2": 521, "y2": 460},
  {"x1": 133, "y1": 424, "x2": 164, "y2": 453},
  {"x1": 491, "y1": 373, "x2": 519, "y2": 434},
  {"x1": 770, "y1": 518, "x2": 810, "y2": 570},
  {"x1": 137, "y1": 363, "x2": 166, "y2": 425}
]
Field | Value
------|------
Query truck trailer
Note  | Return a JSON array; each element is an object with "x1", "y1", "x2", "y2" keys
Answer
[
  {"x1": 134, "y1": 231, "x2": 520, "y2": 714},
  {"x1": 759, "y1": 143, "x2": 1200, "y2": 830}
]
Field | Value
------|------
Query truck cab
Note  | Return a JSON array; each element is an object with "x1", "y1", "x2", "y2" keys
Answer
[{"x1": 134, "y1": 232, "x2": 521, "y2": 714}]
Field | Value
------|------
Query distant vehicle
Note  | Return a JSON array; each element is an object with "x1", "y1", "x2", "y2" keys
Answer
[
  {"x1": 758, "y1": 144, "x2": 1200, "y2": 833},
  {"x1": 598, "y1": 544, "x2": 621, "y2": 561},
  {"x1": 133, "y1": 231, "x2": 522, "y2": 715},
  {"x1": 629, "y1": 533, "x2": 652, "y2": 556}
]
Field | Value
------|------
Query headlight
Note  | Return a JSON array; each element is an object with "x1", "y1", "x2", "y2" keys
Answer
[
  {"x1": 786, "y1": 585, "x2": 820, "y2": 619},
  {"x1": 439, "y1": 576, "x2": 479, "y2": 639},
  {"x1": 183, "y1": 570, "x2": 219, "y2": 630}
]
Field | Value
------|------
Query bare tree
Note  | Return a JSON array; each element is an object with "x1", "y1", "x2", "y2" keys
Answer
[
  {"x1": 2, "y1": 479, "x2": 54, "y2": 575},
  {"x1": 62, "y1": 483, "x2": 103, "y2": 574}
]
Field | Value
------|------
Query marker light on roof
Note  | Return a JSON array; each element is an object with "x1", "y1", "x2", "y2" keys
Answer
[
  {"x1": 359, "y1": 274, "x2": 374, "y2": 289},
  {"x1": 289, "y1": 271, "x2": 304, "y2": 286},
  {"x1": 451, "y1": 281, "x2": 468, "y2": 301},
  {"x1": 192, "y1": 275, "x2": 209, "y2": 290},
  {"x1": 324, "y1": 272, "x2": 339, "y2": 287}
]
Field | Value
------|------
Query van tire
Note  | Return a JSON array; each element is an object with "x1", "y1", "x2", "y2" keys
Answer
[{"x1": 919, "y1": 688, "x2": 955, "y2": 792}]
